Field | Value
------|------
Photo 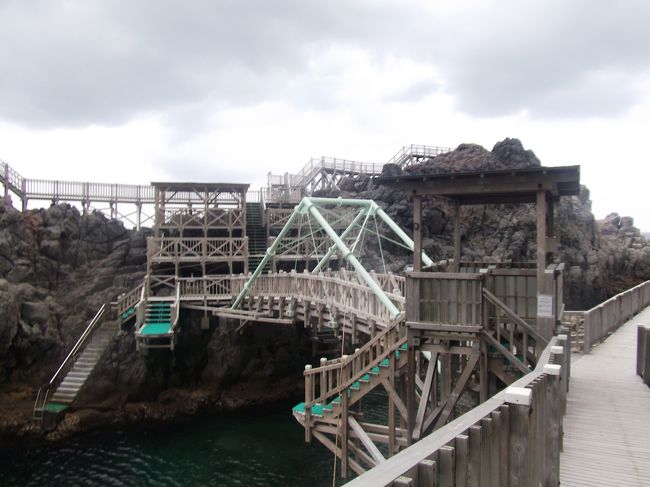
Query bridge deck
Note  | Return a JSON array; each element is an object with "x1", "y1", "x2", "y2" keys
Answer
[{"x1": 560, "y1": 306, "x2": 650, "y2": 486}]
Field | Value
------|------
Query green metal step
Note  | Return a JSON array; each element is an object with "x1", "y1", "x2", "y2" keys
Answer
[
  {"x1": 140, "y1": 322, "x2": 172, "y2": 335},
  {"x1": 44, "y1": 402, "x2": 69, "y2": 413},
  {"x1": 292, "y1": 402, "x2": 324, "y2": 417}
]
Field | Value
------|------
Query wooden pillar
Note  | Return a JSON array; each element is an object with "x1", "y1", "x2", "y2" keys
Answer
[
  {"x1": 341, "y1": 391, "x2": 349, "y2": 478},
  {"x1": 413, "y1": 194, "x2": 422, "y2": 272},
  {"x1": 453, "y1": 199, "x2": 461, "y2": 272},
  {"x1": 536, "y1": 190, "x2": 547, "y2": 297},
  {"x1": 406, "y1": 327, "x2": 416, "y2": 445},
  {"x1": 136, "y1": 203, "x2": 142, "y2": 231}
]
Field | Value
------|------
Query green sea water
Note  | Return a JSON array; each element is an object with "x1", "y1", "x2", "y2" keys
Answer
[{"x1": 2, "y1": 402, "x2": 349, "y2": 487}]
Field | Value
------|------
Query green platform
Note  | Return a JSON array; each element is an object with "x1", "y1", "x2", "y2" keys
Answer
[
  {"x1": 44, "y1": 403, "x2": 68, "y2": 413},
  {"x1": 140, "y1": 322, "x2": 172, "y2": 335}
]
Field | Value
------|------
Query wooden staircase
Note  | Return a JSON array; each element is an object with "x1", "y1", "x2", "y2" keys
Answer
[{"x1": 292, "y1": 319, "x2": 408, "y2": 475}]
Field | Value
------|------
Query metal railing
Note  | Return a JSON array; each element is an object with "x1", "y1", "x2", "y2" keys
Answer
[{"x1": 385, "y1": 144, "x2": 453, "y2": 168}]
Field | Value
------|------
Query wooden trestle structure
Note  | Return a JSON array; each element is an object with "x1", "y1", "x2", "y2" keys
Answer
[{"x1": 292, "y1": 165, "x2": 581, "y2": 479}]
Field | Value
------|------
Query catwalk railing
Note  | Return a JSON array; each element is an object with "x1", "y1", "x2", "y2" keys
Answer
[
  {"x1": 568, "y1": 280, "x2": 650, "y2": 353},
  {"x1": 345, "y1": 334, "x2": 569, "y2": 487}
]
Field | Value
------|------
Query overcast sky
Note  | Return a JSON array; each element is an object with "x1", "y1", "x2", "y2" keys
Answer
[{"x1": 1, "y1": 0, "x2": 648, "y2": 230}]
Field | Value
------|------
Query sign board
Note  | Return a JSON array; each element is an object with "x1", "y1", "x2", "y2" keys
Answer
[{"x1": 537, "y1": 294, "x2": 554, "y2": 318}]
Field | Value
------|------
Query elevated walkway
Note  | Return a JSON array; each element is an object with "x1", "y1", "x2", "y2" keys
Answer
[{"x1": 560, "y1": 306, "x2": 650, "y2": 486}]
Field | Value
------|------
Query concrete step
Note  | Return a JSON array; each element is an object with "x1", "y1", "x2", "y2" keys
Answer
[
  {"x1": 56, "y1": 386, "x2": 81, "y2": 394},
  {"x1": 50, "y1": 396, "x2": 74, "y2": 405}
]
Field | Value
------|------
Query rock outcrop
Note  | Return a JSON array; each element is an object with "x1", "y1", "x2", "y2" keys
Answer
[{"x1": 330, "y1": 138, "x2": 650, "y2": 309}]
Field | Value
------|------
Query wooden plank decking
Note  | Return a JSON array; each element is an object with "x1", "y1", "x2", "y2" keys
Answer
[{"x1": 560, "y1": 306, "x2": 650, "y2": 486}]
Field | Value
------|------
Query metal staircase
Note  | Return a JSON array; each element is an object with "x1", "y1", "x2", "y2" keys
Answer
[
  {"x1": 246, "y1": 202, "x2": 269, "y2": 273},
  {"x1": 33, "y1": 304, "x2": 115, "y2": 426}
]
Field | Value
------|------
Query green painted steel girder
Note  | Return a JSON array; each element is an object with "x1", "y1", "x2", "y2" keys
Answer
[{"x1": 231, "y1": 197, "x2": 433, "y2": 317}]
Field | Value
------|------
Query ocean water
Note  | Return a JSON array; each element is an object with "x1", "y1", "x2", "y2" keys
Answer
[{"x1": 2, "y1": 402, "x2": 346, "y2": 487}]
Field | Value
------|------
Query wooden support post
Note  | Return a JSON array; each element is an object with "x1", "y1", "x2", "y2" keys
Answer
[
  {"x1": 453, "y1": 198, "x2": 461, "y2": 272},
  {"x1": 440, "y1": 445, "x2": 455, "y2": 487},
  {"x1": 341, "y1": 391, "x2": 349, "y2": 478},
  {"x1": 536, "y1": 190, "x2": 547, "y2": 294},
  {"x1": 418, "y1": 459, "x2": 436, "y2": 487},
  {"x1": 455, "y1": 434, "x2": 469, "y2": 487},
  {"x1": 506, "y1": 387, "x2": 532, "y2": 487},
  {"x1": 413, "y1": 194, "x2": 422, "y2": 272},
  {"x1": 388, "y1": 349, "x2": 396, "y2": 457},
  {"x1": 544, "y1": 364, "x2": 561, "y2": 486},
  {"x1": 468, "y1": 425, "x2": 482, "y2": 487},
  {"x1": 406, "y1": 328, "x2": 416, "y2": 445}
]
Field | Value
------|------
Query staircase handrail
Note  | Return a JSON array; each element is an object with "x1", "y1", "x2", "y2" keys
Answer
[
  {"x1": 304, "y1": 315, "x2": 405, "y2": 408},
  {"x1": 1, "y1": 159, "x2": 25, "y2": 195},
  {"x1": 114, "y1": 282, "x2": 144, "y2": 318},
  {"x1": 172, "y1": 284, "x2": 181, "y2": 329},
  {"x1": 49, "y1": 303, "x2": 107, "y2": 386},
  {"x1": 385, "y1": 144, "x2": 453, "y2": 168}
]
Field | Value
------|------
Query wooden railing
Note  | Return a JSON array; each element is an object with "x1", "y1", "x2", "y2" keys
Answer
[
  {"x1": 231, "y1": 270, "x2": 405, "y2": 326},
  {"x1": 147, "y1": 237, "x2": 248, "y2": 261},
  {"x1": 572, "y1": 280, "x2": 650, "y2": 353},
  {"x1": 304, "y1": 317, "x2": 405, "y2": 410},
  {"x1": 114, "y1": 283, "x2": 144, "y2": 321},
  {"x1": 637, "y1": 325, "x2": 650, "y2": 386},
  {"x1": 177, "y1": 275, "x2": 232, "y2": 300},
  {"x1": 345, "y1": 335, "x2": 570, "y2": 487},
  {"x1": 406, "y1": 272, "x2": 484, "y2": 326},
  {"x1": 156, "y1": 207, "x2": 244, "y2": 229}
]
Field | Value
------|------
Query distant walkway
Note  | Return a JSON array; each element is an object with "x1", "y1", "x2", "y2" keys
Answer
[{"x1": 560, "y1": 306, "x2": 650, "y2": 486}]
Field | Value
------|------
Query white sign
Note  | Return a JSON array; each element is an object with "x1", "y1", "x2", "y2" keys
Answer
[{"x1": 537, "y1": 294, "x2": 554, "y2": 318}]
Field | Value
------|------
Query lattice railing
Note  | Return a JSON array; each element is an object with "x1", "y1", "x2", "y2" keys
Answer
[{"x1": 148, "y1": 237, "x2": 247, "y2": 261}]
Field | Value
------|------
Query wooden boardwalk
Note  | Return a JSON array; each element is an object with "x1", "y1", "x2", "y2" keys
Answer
[{"x1": 560, "y1": 306, "x2": 650, "y2": 486}]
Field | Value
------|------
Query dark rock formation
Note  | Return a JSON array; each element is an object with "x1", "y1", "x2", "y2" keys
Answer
[
  {"x1": 0, "y1": 200, "x2": 313, "y2": 441},
  {"x1": 326, "y1": 138, "x2": 650, "y2": 309}
]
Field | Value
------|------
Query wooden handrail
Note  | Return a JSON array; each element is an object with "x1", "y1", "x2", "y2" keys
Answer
[{"x1": 483, "y1": 287, "x2": 548, "y2": 346}]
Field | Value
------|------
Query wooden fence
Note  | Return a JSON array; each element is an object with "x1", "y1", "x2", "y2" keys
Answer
[
  {"x1": 344, "y1": 335, "x2": 570, "y2": 487},
  {"x1": 572, "y1": 280, "x2": 650, "y2": 353},
  {"x1": 637, "y1": 325, "x2": 650, "y2": 386}
]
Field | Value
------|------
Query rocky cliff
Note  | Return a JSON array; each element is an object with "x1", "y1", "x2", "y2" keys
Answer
[{"x1": 0, "y1": 202, "x2": 310, "y2": 441}]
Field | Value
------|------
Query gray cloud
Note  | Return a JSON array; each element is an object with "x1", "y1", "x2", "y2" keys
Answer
[
  {"x1": 431, "y1": 0, "x2": 650, "y2": 118},
  {"x1": 0, "y1": 0, "x2": 648, "y2": 129}
]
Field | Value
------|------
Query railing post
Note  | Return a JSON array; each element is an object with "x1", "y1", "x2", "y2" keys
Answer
[
  {"x1": 544, "y1": 363, "x2": 562, "y2": 485},
  {"x1": 505, "y1": 387, "x2": 532, "y2": 487},
  {"x1": 304, "y1": 364, "x2": 312, "y2": 442},
  {"x1": 583, "y1": 312, "x2": 591, "y2": 354}
]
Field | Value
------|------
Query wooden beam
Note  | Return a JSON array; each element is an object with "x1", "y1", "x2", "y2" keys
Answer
[
  {"x1": 482, "y1": 330, "x2": 530, "y2": 375},
  {"x1": 536, "y1": 190, "x2": 547, "y2": 306},
  {"x1": 413, "y1": 195, "x2": 422, "y2": 272},
  {"x1": 434, "y1": 353, "x2": 480, "y2": 429},
  {"x1": 381, "y1": 377, "x2": 409, "y2": 419},
  {"x1": 348, "y1": 416, "x2": 386, "y2": 465},
  {"x1": 482, "y1": 288, "x2": 548, "y2": 346},
  {"x1": 413, "y1": 353, "x2": 438, "y2": 441}
]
